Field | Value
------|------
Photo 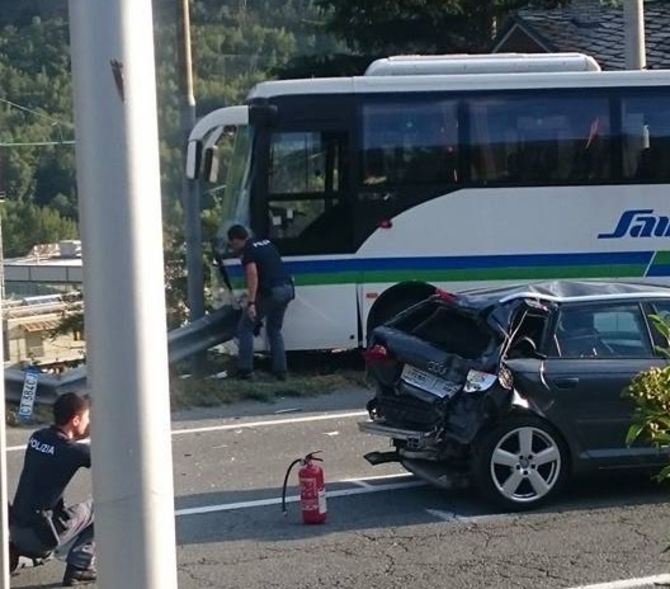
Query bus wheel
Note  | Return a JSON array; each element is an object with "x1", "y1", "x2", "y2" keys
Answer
[{"x1": 366, "y1": 282, "x2": 435, "y2": 335}]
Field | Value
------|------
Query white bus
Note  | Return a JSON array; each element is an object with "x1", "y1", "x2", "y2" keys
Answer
[{"x1": 186, "y1": 53, "x2": 670, "y2": 352}]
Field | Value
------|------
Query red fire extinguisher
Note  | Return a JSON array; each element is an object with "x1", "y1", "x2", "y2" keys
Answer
[{"x1": 281, "y1": 451, "x2": 327, "y2": 524}]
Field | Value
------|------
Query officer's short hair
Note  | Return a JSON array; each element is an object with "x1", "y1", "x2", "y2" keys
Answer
[
  {"x1": 227, "y1": 225, "x2": 249, "y2": 241},
  {"x1": 53, "y1": 392, "x2": 90, "y2": 426}
]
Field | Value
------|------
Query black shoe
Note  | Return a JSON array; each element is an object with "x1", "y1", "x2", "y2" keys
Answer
[
  {"x1": 9, "y1": 542, "x2": 18, "y2": 574},
  {"x1": 63, "y1": 564, "x2": 97, "y2": 586}
]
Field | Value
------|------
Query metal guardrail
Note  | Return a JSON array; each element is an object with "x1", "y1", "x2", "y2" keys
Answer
[{"x1": 5, "y1": 305, "x2": 241, "y2": 405}]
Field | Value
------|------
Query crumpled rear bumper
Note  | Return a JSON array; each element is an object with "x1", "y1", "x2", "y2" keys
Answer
[{"x1": 358, "y1": 420, "x2": 438, "y2": 450}]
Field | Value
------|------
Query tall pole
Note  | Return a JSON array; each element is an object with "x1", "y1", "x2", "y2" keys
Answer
[
  {"x1": 0, "y1": 201, "x2": 6, "y2": 301},
  {"x1": 0, "y1": 241, "x2": 8, "y2": 587},
  {"x1": 177, "y1": 0, "x2": 206, "y2": 367},
  {"x1": 624, "y1": 0, "x2": 646, "y2": 70},
  {"x1": 68, "y1": 0, "x2": 178, "y2": 587}
]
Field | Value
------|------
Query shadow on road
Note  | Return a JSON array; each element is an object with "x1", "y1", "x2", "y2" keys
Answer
[{"x1": 176, "y1": 471, "x2": 669, "y2": 546}]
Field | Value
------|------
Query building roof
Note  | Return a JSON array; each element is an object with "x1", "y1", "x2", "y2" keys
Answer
[{"x1": 494, "y1": 0, "x2": 670, "y2": 70}]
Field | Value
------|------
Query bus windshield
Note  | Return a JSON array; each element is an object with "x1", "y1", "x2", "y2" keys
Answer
[{"x1": 220, "y1": 125, "x2": 253, "y2": 232}]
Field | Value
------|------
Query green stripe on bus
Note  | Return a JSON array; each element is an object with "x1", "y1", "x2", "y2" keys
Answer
[{"x1": 651, "y1": 251, "x2": 670, "y2": 265}]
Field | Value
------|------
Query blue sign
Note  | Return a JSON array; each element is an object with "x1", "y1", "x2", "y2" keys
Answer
[{"x1": 18, "y1": 368, "x2": 40, "y2": 423}]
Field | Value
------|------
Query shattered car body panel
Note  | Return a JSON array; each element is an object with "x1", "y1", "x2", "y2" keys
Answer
[
  {"x1": 367, "y1": 290, "x2": 550, "y2": 445},
  {"x1": 360, "y1": 280, "x2": 670, "y2": 508}
]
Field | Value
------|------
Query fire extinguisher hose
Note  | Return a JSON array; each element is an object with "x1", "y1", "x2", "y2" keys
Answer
[{"x1": 281, "y1": 458, "x2": 303, "y2": 516}]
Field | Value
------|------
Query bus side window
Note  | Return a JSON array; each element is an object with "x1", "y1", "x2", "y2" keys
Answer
[
  {"x1": 361, "y1": 99, "x2": 459, "y2": 188},
  {"x1": 469, "y1": 92, "x2": 611, "y2": 186},
  {"x1": 621, "y1": 92, "x2": 670, "y2": 182},
  {"x1": 266, "y1": 131, "x2": 353, "y2": 255}
]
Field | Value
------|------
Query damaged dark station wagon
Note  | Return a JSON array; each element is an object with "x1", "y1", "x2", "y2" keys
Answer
[{"x1": 360, "y1": 281, "x2": 670, "y2": 509}]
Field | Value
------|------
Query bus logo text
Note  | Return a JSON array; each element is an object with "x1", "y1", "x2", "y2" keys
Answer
[{"x1": 598, "y1": 209, "x2": 670, "y2": 239}]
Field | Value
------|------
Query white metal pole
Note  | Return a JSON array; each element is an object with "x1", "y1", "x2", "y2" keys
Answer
[
  {"x1": 624, "y1": 0, "x2": 646, "y2": 70},
  {"x1": 68, "y1": 0, "x2": 178, "y2": 587},
  {"x1": 0, "y1": 270, "x2": 9, "y2": 587}
]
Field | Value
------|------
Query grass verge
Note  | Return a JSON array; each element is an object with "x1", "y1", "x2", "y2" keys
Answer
[{"x1": 170, "y1": 350, "x2": 369, "y2": 410}]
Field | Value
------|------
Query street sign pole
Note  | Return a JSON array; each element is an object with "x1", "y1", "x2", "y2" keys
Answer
[{"x1": 68, "y1": 0, "x2": 179, "y2": 587}]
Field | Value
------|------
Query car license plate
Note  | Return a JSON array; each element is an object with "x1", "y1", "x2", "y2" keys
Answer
[{"x1": 401, "y1": 365, "x2": 460, "y2": 399}]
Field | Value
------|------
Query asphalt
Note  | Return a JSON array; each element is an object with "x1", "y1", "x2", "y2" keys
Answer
[{"x1": 7, "y1": 386, "x2": 670, "y2": 588}]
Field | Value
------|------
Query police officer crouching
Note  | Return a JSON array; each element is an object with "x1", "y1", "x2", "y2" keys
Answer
[{"x1": 10, "y1": 392, "x2": 96, "y2": 585}]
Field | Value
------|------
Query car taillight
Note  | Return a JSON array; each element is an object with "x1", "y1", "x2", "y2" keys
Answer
[
  {"x1": 363, "y1": 344, "x2": 390, "y2": 365},
  {"x1": 435, "y1": 288, "x2": 457, "y2": 303},
  {"x1": 463, "y1": 369, "x2": 497, "y2": 393}
]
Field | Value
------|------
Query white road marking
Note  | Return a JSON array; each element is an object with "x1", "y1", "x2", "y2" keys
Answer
[
  {"x1": 564, "y1": 574, "x2": 670, "y2": 589},
  {"x1": 175, "y1": 478, "x2": 425, "y2": 516},
  {"x1": 7, "y1": 439, "x2": 90, "y2": 453},
  {"x1": 171, "y1": 411, "x2": 368, "y2": 436},
  {"x1": 426, "y1": 508, "x2": 510, "y2": 525},
  {"x1": 426, "y1": 508, "x2": 456, "y2": 521},
  {"x1": 5, "y1": 410, "x2": 369, "y2": 453},
  {"x1": 339, "y1": 472, "x2": 412, "y2": 483}
]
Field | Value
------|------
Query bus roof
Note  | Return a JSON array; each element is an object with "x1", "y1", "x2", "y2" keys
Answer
[
  {"x1": 364, "y1": 53, "x2": 601, "y2": 75},
  {"x1": 248, "y1": 69, "x2": 670, "y2": 100}
]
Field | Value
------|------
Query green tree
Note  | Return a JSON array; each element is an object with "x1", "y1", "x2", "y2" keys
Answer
[
  {"x1": 330, "y1": 0, "x2": 558, "y2": 53},
  {"x1": 1, "y1": 199, "x2": 78, "y2": 257}
]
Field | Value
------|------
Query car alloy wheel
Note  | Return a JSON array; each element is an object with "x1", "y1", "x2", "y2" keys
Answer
[
  {"x1": 473, "y1": 415, "x2": 568, "y2": 510},
  {"x1": 490, "y1": 426, "x2": 561, "y2": 504}
]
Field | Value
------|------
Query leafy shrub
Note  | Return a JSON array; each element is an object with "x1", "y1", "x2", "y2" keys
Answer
[{"x1": 624, "y1": 314, "x2": 670, "y2": 481}]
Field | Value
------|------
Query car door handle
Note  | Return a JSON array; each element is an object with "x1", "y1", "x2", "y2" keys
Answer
[{"x1": 553, "y1": 377, "x2": 580, "y2": 389}]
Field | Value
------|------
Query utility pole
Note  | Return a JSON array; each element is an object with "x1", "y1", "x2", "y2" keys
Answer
[
  {"x1": 177, "y1": 0, "x2": 206, "y2": 374},
  {"x1": 624, "y1": 0, "x2": 646, "y2": 70},
  {"x1": 0, "y1": 269, "x2": 8, "y2": 588},
  {"x1": 0, "y1": 180, "x2": 7, "y2": 589},
  {"x1": 68, "y1": 0, "x2": 178, "y2": 587}
]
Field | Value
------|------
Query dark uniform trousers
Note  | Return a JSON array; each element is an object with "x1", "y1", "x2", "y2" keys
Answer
[
  {"x1": 238, "y1": 283, "x2": 294, "y2": 374},
  {"x1": 11, "y1": 499, "x2": 95, "y2": 570}
]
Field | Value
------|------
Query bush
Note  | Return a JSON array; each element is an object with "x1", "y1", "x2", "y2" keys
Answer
[{"x1": 624, "y1": 314, "x2": 670, "y2": 481}]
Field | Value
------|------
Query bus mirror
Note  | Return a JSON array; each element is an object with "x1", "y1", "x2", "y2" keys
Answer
[
  {"x1": 203, "y1": 145, "x2": 220, "y2": 183},
  {"x1": 185, "y1": 141, "x2": 201, "y2": 180}
]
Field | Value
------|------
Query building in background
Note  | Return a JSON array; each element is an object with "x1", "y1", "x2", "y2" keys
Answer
[
  {"x1": 494, "y1": 0, "x2": 670, "y2": 69},
  {"x1": 4, "y1": 240, "x2": 82, "y2": 297},
  {"x1": 2, "y1": 241, "x2": 84, "y2": 368}
]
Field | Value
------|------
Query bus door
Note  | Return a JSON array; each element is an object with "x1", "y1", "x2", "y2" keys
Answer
[{"x1": 250, "y1": 97, "x2": 360, "y2": 351}]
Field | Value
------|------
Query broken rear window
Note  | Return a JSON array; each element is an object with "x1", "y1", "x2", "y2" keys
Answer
[{"x1": 389, "y1": 300, "x2": 495, "y2": 359}]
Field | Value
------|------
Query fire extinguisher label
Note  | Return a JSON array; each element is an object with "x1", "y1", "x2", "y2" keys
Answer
[{"x1": 318, "y1": 489, "x2": 327, "y2": 514}]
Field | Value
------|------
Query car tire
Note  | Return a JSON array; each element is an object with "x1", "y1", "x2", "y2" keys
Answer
[{"x1": 471, "y1": 414, "x2": 569, "y2": 511}]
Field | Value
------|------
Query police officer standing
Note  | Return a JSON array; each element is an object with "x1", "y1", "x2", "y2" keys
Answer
[
  {"x1": 227, "y1": 224, "x2": 294, "y2": 380},
  {"x1": 10, "y1": 392, "x2": 96, "y2": 586}
]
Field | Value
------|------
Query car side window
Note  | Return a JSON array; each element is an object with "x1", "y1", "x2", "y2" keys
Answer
[
  {"x1": 553, "y1": 304, "x2": 651, "y2": 358},
  {"x1": 649, "y1": 301, "x2": 670, "y2": 350}
]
